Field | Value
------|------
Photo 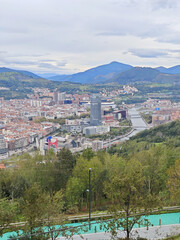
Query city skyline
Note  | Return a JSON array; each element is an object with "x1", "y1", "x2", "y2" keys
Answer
[{"x1": 1, "y1": 0, "x2": 180, "y2": 75}]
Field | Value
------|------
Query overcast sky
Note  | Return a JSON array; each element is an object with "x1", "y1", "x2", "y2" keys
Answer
[{"x1": 1, "y1": 0, "x2": 180, "y2": 74}]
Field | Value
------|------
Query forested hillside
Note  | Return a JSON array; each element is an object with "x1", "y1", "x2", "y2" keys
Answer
[
  {"x1": 0, "y1": 71, "x2": 53, "y2": 99},
  {"x1": 0, "y1": 72, "x2": 51, "y2": 88},
  {"x1": 112, "y1": 67, "x2": 180, "y2": 84},
  {"x1": 131, "y1": 120, "x2": 180, "y2": 143},
  {"x1": 0, "y1": 72, "x2": 100, "y2": 98}
]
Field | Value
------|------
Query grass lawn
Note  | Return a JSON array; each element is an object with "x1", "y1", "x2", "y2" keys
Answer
[{"x1": 165, "y1": 235, "x2": 180, "y2": 240}]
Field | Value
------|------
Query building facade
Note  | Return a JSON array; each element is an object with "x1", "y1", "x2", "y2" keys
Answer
[
  {"x1": 0, "y1": 135, "x2": 8, "y2": 154},
  {"x1": 92, "y1": 140, "x2": 103, "y2": 151},
  {"x1": 90, "y1": 94, "x2": 102, "y2": 126}
]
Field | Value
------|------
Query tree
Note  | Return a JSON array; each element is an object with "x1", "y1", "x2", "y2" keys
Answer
[
  {"x1": 66, "y1": 153, "x2": 104, "y2": 210},
  {"x1": 66, "y1": 177, "x2": 85, "y2": 210},
  {"x1": 22, "y1": 184, "x2": 46, "y2": 239},
  {"x1": 0, "y1": 198, "x2": 18, "y2": 237},
  {"x1": 168, "y1": 158, "x2": 180, "y2": 204},
  {"x1": 0, "y1": 167, "x2": 29, "y2": 200},
  {"x1": 133, "y1": 147, "x2": 167, "y2": 195},
  {"x1": 17, "y1": 151, "x2": 57, "y2": 197},
  {"x1": 82, "y1": 148, "x2": 94, "y2": 161},
  {"x1": 131, "y1": 144, "x2": 180, "y2": 204},
  {"x1": 103, "y1": 159, "x2": 159, "y2": 239},
  {"x1": 54, "y1": 148, "x2": 76, "y2": 190},
  {"x1": 43, "y1": 190, "x2": 65, "y2": 240}
]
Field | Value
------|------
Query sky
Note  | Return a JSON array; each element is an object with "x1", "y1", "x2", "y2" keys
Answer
[{"x1": 1, "y1": 0, "x2": 180, "y2": 75}]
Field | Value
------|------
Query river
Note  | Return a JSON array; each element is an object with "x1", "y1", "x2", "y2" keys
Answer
[{"x1": 104, "y1": 107, "x2": 149, "y2": 147}]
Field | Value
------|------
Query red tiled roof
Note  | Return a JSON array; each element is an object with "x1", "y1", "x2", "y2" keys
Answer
[{"x1": 0, "y1": 164, "x2": 5, "y2": 169}]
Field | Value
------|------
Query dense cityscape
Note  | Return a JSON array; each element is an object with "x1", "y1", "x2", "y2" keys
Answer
[
  {"x1": 0, "y1": 86, "x2": 135, "y2": 159},
  {"x1": 0, "y1": 84, "x2": 180, "y2": 161}
]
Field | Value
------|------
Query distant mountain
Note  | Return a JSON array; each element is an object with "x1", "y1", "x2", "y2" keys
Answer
[
  {"x1": 0, "y1": 67, "x2": 41, "y2": 79},
  {"x1": 111, "y1": 67, "x2": 180, "y2": 84},
  {"x1": 38, "y1": 73, "x2": 59, "y2": 79},
  {"x1": 49, "y1": 74, "x2": 71, "y2": 81},
  {"x1": 155, "y1": 66, "x2": 167, "y2": 72},
  {"x1": 156, "y1": 65, "x2": 180, "y2": 74},
  {"x1": 112, "y1": 67, "x2": 160, "y2": 84},
  {"x1": 48, "y1": 61, "x2": 133, "y2": 83}
]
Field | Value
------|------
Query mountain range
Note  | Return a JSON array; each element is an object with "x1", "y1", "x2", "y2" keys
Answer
[
  {"x1": 1, "y1": 62, "x2": 180, "y2": 86},
  {"x1": 155, "y1": 65, "x2": 180, "y2": 74},
  {"x1": 47, "y1": 61, "x2": 133, "y2": 84},
  {"x1": 46, "y1": 62, "x2": 180, "y2": 84}
]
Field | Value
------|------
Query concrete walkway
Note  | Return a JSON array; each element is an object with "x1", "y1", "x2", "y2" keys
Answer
[{"x1": 57, "y1": 224, "x2": 180, "y2": 240}]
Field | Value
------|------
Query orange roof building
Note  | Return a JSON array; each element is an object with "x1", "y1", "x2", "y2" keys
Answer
[{"x1": 0, "y1": 163, "x2": 5, "y2": 169}]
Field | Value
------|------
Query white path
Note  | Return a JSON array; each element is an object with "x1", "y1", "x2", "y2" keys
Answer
[{"x1": 57, "y1": 224, "x2": 180, "y2": 240}]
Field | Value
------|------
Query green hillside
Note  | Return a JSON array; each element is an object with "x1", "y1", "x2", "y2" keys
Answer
[
  {"x1": 0, "y1": 72, "x2": 92, "y2": 98},
  {"x1": 108, "y1": 120, "x2": 180, "y2": 161},
  {"x1": 0, "y1": 71, "x2": 54, "y2": 99},
  {"x1": 131, "y1": 120, "x2": 180, "y2": 143},
  {"x1": 0, "y1": 72, "x2": 51, "y2": 88}
]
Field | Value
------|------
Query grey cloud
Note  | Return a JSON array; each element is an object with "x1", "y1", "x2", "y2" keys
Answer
[
  {"x1": 0, "y1": 51, "x2": 7, "y2": 59},
  {"x1": 97, "y1": 20, "x2": 170, "y2": 40},
  {"x1": 10, "y1": 60, "x2": 37, "y2": 66},
  {"x1": 156, "y1": 32, "x2": 180, "y2": 45},
  {"x1": 127, "y1": 49, "x2": 170, "y2": 58},
  {"x1": 40, "y1": 60, "x2": 67, "y2": 66},
  {"x1": 169, "y1": 49, "x2": 180, "y2": 53},
  {"x1": 37, "y1": 62, "x2": 66, "y2": 70},
  {"x1": 35, "y1": 61, "x2": 68, "y2": 74},
  {"x1": 1, "y1": 0, "x2": 180, "y2": 72},
  {"x1": 0, "y1": 26, "x2": 28, "y2": 34},
  {"x1": 0, "y1": 52, "x2": 47, "y2": 58},
  {"x1": 127, "y1": 48, "x2": 180, "y2": 58},
  {"x1": 111, "y1": 0, "x2": 136, "y2": 6},
  {"x1": 40, "y1": 59, "x2": 57, "y2": 63},
  {"x1": 93, "y1": 1, "x2": 180, "y2": 46},
  {"x1": 98, "y1": 20, "x2": 180, "y2": 46},
  {"x1": 151, "y1": 0, "x2": 178, "y2": 10},
  {"x1": 0, "y1": 58, "x2": 37, "y2": 66},
  {"x1": 0, "y1": 51, "x2": 7, "y2": 54},
  {"x1": 56, "y1": 61, "x2": 67, "y2": 67},
  {"x1": 38, "y1": 63, "x2": 56, "y2": 69},
  {"x1": 0, "y1": 58, "x2": 67, "y2": 71},
  {"x1": 31, "y1": 54, "x2": 49, "y2": 58}
]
